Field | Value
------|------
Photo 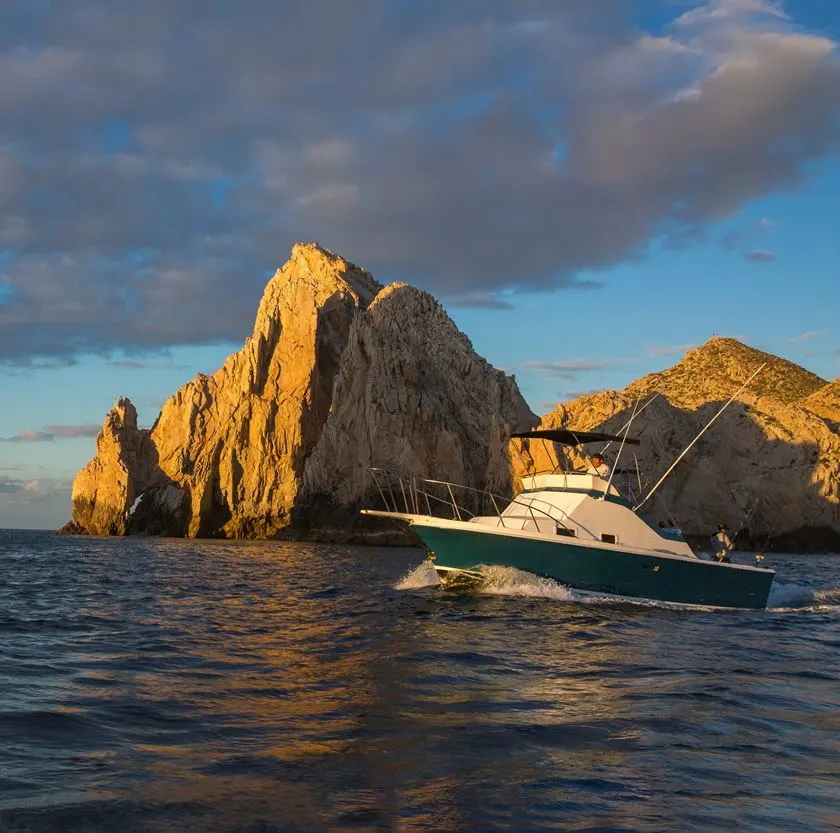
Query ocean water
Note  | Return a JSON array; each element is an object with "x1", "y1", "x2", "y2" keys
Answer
[{"x1": 1, "y1": 530, "x2": 838, "y2": 833}]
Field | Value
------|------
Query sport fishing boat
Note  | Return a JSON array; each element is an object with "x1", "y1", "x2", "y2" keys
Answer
[{"x1": 362, "y1": 423, "x2": 776, "y2": 610}]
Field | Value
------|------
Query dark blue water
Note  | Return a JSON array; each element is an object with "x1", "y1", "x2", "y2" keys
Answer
[{"x1": 1, "y1": 530, "x2": 839, "y2": 832}]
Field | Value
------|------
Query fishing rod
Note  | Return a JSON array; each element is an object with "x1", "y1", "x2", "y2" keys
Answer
[
  {"x1": 717, "y1": 491, "x2": 760, "y2": 561},
  {"x1": 729, "y1": 489, "x2": 759, "y2": 540},
  {"x1": 633, "y1": 362, "x2": 767, "y2": 512},
  {"x1": 600, "y1": 392, "x2": 661, "y2": 455},
  {"x1": 754, "y1": 519, "x2": 778, "y2": 567},
  {"x1": 601, "y1": 395, "x2": 642, "y2": 499}
]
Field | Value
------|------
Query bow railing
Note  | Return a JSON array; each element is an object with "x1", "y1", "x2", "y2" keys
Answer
[{"x1": 369, "y1": 468, "x2": 575, "y2": 534}]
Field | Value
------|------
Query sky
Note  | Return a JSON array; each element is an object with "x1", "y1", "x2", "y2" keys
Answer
[{"x1": 1, "y1": 0, "x2": 839, "y2": 528}]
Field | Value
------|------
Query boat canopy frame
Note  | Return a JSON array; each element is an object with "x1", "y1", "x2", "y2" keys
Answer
[
  {"x1": 510, "y1": 429, "x2": 640, "y2": 446},
  {"x1": 511, "y1": 429, "x2": 640, "y2": 480}
]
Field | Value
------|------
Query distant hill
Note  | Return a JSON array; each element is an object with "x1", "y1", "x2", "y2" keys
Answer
[
  {"x1": 521, "y1": 338, "x2": 840, "y2": 551},
  {"x1": 623, "y1": 337, "x2": 825, "y2": 406}
]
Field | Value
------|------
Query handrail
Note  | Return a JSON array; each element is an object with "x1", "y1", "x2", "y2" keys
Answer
[{"x1": 369, "y1": 468, "x2": 574, "y2": 533}]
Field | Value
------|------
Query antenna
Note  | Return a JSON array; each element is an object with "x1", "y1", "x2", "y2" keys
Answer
[
  {"x1": 601, "y1": 395, "x2": 641, "y2": 499},
  {"x1": 599, "y1": 392, "x2": 661, "y2": 455},
  {"x1": 633, "y1": 362, "x2": 767, "y2": 512}
]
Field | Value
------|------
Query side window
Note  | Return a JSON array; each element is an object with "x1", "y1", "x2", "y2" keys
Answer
[{"x1": 600, "y1": 533, "x2": 617, "y2": 544}]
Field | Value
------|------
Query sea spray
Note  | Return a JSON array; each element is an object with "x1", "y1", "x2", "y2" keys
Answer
[
  {"x1": 476, "y1": 565, "x2": 575, "y2": 601},
  {"x1": 395, "y1": 559, "x2": 440, "y2": 589}
]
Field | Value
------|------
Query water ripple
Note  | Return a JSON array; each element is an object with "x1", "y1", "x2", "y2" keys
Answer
[{"x1": 0, "y1": 530, "x2": 838, "y2": 831}]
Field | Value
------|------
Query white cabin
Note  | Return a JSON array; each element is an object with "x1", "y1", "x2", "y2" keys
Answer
[{"x1": 470, "y1": 473, "x2": 694, "y2": 557}]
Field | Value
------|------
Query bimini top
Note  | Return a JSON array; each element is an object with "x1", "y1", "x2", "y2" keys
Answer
[{"x1": 510, "y1": 428, "x2": 640, "y2": 446}]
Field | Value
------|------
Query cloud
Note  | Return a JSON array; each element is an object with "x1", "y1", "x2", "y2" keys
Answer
[
  {"x1": 110, "y1": 355, "x2": 185, "y2": 370},
  {"x1": 0, "y1": 476, "x2": 72, "y2": 502},
  {"x1": 779, "y1": 329, "x2": 822, "y2": 344},
  {"x1": 745, "y1": 249, "x2": 777, "y2": 262},
  {"x1": 1, "y1": 424, "x2": 100, "y2": 442},
  {"x1": 645, "y1": 342, "x2": 698, "y2": 357},
  {"x1": 520, "y1": 359, "x2": 611, "y2": 380},
  {"x1": 0, "y1": 0, "x2": 838, "y2": 362},
  {"x1": 562, "y1": 388, "x2": 607, "y2": 401},
  {"x1": 675, "y1": 0, "x2": 790, "y2": 26},
  {"x1": 721, "y1": 215, "x2": 775, "y2": 250},
  {"x1": 447, "y1": 290, "x2": 515, "y2": 310}
]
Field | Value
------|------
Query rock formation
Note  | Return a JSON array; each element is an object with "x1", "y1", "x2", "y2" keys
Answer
[
  {"x1": 65, "y1": 398, "x2": 157, "y2": 535},
  {"x1": 64, "y1": 251, "x2": 839, "y2": 552},
  {"x1": 64, "y1": 243, "x2": 537, "y2": 540},
  {"x1": 518, "y1": 338, "x2": 840, "y2": 551}
]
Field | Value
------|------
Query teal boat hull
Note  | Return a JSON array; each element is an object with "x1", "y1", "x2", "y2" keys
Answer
[{"x1": 412, "y1": 522, "x2": 774, "y2": 610}]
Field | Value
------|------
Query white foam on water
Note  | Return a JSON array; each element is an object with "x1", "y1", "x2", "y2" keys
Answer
[
  {"x1": 812, "y1": 587, "x2": 840, "y2": 608},
  {"x1": 767, "y1": 581, "x2": 816, "y2": 610},
  {"x1": 394, "y1": 559, "x2": 440, "y2": 589},
  {"x1": 475, "y1": 565, "x2": 575, "y2": 601},
  {"x1": 395, "y1": 560, "x2": 840, "y2": 614},
  {"x1": 766, "y1": 581, "x2": 840, "y2": 612},
  {"x1": 475, "y1": 566, "x2": 717, "y2": 608}
]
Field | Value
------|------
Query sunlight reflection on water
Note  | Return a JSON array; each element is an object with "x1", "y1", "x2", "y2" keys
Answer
[{"x1": 0, "y1": 531, "x2": 838, "y2": 832}]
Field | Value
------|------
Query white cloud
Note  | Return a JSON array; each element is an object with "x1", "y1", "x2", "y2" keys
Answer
[
  {"x1": 1, "y1": 424, "x2": 100, "y2": 442},
  {"x1": 745, "y1": 249, "x2": 776, "y2": 262},
  {"x1": 520, "y1": 359, "x2": 612, "y2": 377},
  {"x1": 0, "y1": 0, "x2": 838, "y2": 362},
  {"x1": 779, "y1": 330, "x2": 823, "y2": 344}
]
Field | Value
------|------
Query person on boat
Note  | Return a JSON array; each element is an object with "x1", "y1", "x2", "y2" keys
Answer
[
  {"x1": 710, "y1": 522, "x2": 733, "y2": 563},
  {"x1": 587, "y1": 454, "x2": 610, "y2": 478}
]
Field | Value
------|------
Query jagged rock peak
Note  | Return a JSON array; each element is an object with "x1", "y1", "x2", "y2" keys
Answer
[
  {"x1": 68, "y1": 396, "x2": 154, "y2": 536},
  {"x1": 252, "y1": 243, "x2": 382, "y2": 339},
  {"x1": 624, "y1": 336, "x2": 826, "y2": 408},
  {"x1": 106, "y1": 396, "x2": 138, "y2": 432},
  {"x1": 368, "y1": 282, "x2": 479, "y2": 354}
]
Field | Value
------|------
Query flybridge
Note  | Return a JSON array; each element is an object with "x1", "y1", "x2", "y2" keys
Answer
[{"x1": 510, "y1": 429, "x2": 640, "y2": 446}]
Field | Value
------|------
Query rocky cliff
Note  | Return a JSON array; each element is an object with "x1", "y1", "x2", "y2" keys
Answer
[
  {"x1": 65, "y1": 244, "x2": 537, "y2": 540},
  {"x1": 65, "y1": 398, "x2": 157, "y2": 536},
  {"x1": 522, "y1": 338, "x2": 840, "y2": 551}
]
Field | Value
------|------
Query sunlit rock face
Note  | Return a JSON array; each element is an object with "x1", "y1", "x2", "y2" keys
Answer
[
  {"x1": 522, "y1": 338, "x2": 840, "y2": 551},
  {"x1": 65, "y1": 243, "x2": 537, "y2": 540},
  {"x1": 67, "y1": 398, "x2": 157, "y2": 536},
  {"x1": 296, "y1": 282, "x2": 537, "y2": 539}
]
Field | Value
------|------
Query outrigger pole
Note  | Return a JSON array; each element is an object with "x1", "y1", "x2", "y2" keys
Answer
[{"x1": 633, "y1": 362, "x2": 767, "y2": 512}]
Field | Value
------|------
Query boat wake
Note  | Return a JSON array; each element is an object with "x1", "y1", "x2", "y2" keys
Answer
[
  {"x1": 394, "y1": 561, "x2": 574, "y2": 600},
  {"x1": 767, "y1": 581, "x2": 840, "y2": 612},
  {"x1": 395, "y1": 561, "x2": 840, "y2": 612}
]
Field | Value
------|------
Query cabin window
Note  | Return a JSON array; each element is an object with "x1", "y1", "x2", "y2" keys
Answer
[
  {"x1": 600, "y1": 533, "x2": 617, "y2": 544},
  {"x1": 556, "y1": 526, "x2": 576, "y2": 537}
]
